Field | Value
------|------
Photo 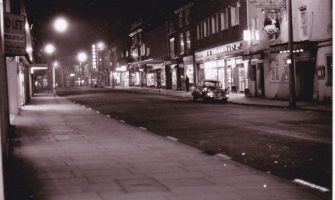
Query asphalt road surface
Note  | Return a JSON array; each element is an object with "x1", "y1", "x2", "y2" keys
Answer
[{"x1": 57, "y1": 88, "x2": 332, "y2": 189}]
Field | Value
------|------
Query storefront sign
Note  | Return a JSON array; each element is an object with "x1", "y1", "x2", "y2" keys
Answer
[
  {"x1": 195, "y1": 42, "x2": 244, "y2": 62},
  {"x1": 4, "y1": 13, "x2": 26, "y2": 56},
  {"x1": 270, "y1": 41, "x2": 317, "y2": 53},
  {"x1": 116, "y1": 65, "x2": 127, "y2": 72}
]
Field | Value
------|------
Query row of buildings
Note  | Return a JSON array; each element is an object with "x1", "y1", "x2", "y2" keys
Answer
[
  {"x1": 94, "y1": 0, "x2": 331, "y2": 101},
  {"x1": 0, "y1": 0, "x2": 34, "y2": 198}
]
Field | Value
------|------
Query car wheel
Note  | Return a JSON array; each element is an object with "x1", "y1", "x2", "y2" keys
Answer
[
  {"x1": 193, "y1": 96, "x2": 198, "y2": 102},
  {"x1": 221, "y1": 99, "x2": 228, "y2": 103}
]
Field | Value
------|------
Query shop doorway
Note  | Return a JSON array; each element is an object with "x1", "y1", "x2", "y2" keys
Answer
[
  {"x1": 295, "y1": 61, "x2": 315, "y2": 101},
  {"x1": 252, "y1": 63, "x2": 265, "y2": 97}
]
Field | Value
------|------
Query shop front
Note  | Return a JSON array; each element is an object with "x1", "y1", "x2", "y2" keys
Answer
[
  {"x1": 146, "y1": 63, "x2": 165, "y2": 88},
  {"x1": 195, "y1": 41, "x2": 249, "y2": 93},
  {"x1": 267, "y1": 41, "x2": 317, "y2": 100},
  {"x1": 113, "y1": 65, "x2": 129, "y2": 87}
]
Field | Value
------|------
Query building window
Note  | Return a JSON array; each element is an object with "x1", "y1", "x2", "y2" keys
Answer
[
  {"x1": 326, "y1": 55, "x2": 332, "y2": 86},
  {"x1": 252, "y1": 17, "x2": 260, "y2": 42},
  {"x1": 220, "y1": 8, "x2": 228, "y2": 30},
  {"x1": 197, "y1": 24, "x2": 200, "y2": 40},
  {"x1": 186, "y1": 31, "x2": 191, "y2": 49},
  {"x1": 140, "y1": 43, "x2": 146, "y2": 56},
  {"x1": 207, "y1": 18, "x2": 211, "y2": 35},
  {"x1": 283, "y1": 66, "x2": 289, "y2": 81},
  {"x1": 185, "y1": 9, "x2": 190, "y2": 25},
  {"x1": 179, "y1": 12, "x2": 183, "y2": 27},
  {"x1": 169, "y1": 22, "x2": 175, "y2": 34},
  {"x1": 211, "y1": 14, "x2": 219, "y2": 34},
  {"x1": 271, "y1": 66, "x2": 280, "y2": 81},
  {"x1": 299, "y1": 6, "x2": 308, "y2": 38},
  {"x1": 126, "y1": 50, "x2": 129, "y2": 57},
  {"x1": 203, "y1": 20, "x2": 208, "y2": 37},
  {"x1": 169, "y1": 38, "x2": 175, "y2": 58},
  {"x1": 231, "y1": 3, "x2": 240, "y2": 27},
  {"x1": 180, "y1": 33, "x2": 184, "y2": 55}
]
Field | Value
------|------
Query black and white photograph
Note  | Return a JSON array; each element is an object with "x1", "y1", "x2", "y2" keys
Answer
[{"x1": 0, "y1": 0, "x2": 332, "y2": 199}]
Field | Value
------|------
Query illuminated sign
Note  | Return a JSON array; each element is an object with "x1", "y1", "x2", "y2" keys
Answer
[
  {"x1": 4, "y1": 13, "x2": 26, "y2": 55},
  {"x1": 263, "y1": 13, "x2": 280, "y2": 35},
  {"x1": 195, "y1": 42, "x2": 244, "y2": 61}
]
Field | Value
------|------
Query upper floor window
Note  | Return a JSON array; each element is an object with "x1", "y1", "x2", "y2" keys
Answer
[
  {"x1": 186, "y1": 31, "x2": 191, "y2": 49},
  {"x1": 299, "y1": 6, "x2": 308, "y2": 38},
  {"x1": 231, "y1": 3, "x2": 240, "y2": 27},
  {"x1": 169, "y1": 38, "x2": 175, "y2": 58},
  {"x1": 140, "y1": 43, "x2": 146, "y2": 56},
  {"x1": 203, "y1": 20, "x2": 208, "y2": 37},
  {"x1": 180, "y1": 33, "x2": 185, "y2": 55},
  {"x1": 211, "y1": 14, "x2": 219, "y2": 34},
  {"x1": 252, "y1": 17, "x2": 260, "y2": 42},
  {"x1": 207, "y1": 18, "x2": 211, "y2": 36},
  {"x1": 220, "y1": 8, "x2": 228, "y2": 30},
  {"x1": 169, "y1": 22, "x2": 175, "y2": 34},
  {"x1": 179, "y1": 12, "x2": 183, "y2": 27},
  {"x1": 196, "y1": 24, "x2": 200, "y2": 40},
  {"x1": 185, "y1": 9, "x2": 190, "y2": 25}
]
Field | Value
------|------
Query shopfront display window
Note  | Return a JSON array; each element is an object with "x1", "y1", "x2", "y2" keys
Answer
[
  {"x1": 161, "y1": 70, "x2": 166, "y2": 86},
  {"x1": 146, "y1": 73, "x2": 156, "y2": 87},
  {"x1": 185, "y1": 64, "x2": 194, "y2": 83},
  {"x1": 172, "y1": 68, "x2": 177, "y2": 86}
]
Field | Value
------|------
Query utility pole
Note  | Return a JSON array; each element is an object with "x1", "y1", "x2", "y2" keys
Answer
[{"x1": 288, "y1": 0, "x2": 296, "y2": 108}]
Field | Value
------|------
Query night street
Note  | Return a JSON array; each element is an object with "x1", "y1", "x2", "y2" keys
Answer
[
  {"x1": 0, "y1": 0, "x2": 332, "y2": 199},
  {"x1": 57, "y1": 88, "x2": 332, "y2": 189}
]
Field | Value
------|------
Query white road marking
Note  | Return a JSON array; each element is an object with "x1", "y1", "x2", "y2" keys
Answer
[
  {"x1": 293, "y1": 179, "x2": 329, "y2": 192},
  {"x1": 138, "y1": 127, "x2": 147, "y2": 130},
  {"x1": 216, "y1": 153, "x2": 231, "y2": 160},
  {"x1": 166, "y1": 136, "x2": 178, "y2": 141},
  {"x1": 120, "y1": 120, "x2": 126, "y2": 123}
]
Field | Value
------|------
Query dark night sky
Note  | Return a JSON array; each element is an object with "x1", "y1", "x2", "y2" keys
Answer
[{"x1": 22, "y1": 0, "x2": 190, "y2": 61}]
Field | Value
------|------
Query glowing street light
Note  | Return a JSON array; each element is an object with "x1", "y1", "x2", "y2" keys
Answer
[
  {"x1": 44, "y1": 43, "x2": 55, "y2": 55},
  {"x1": 77, "y1": 52, "x2": 87, "y2": 62},
  {"x1": 53, "y1": 17, "x2": 68, "y2": 33}
]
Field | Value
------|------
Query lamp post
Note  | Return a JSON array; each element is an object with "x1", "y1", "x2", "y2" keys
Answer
[
  {"x1": 77, "y1": 52, "x2": 87, "y2": 86},
  {"x1": 44, "y1": 43, "x2": 56, "y2": 95},
  {"x1": 52, "y1": 17, "x2": 68, "y2": 88},
  {"x1": 287, "y1": 0, "x2": 296, "y2": 108}
]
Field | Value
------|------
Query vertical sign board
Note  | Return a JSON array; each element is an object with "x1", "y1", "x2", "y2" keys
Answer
[{"x1": 4, "y1": 13, "x2": 26, "y2": 56}]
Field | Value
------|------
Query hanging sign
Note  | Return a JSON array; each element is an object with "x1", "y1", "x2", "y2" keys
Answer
[
  {"x1": 4, "y1": 13, "x2": 26, "y2": 56},
  {"x1": 263, "y1": 12, "x2": 280, "y2": 35}
]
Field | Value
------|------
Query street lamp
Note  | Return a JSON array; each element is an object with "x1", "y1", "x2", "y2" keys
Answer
[
  {"x1": 77, "y1": 52, "x2": 87, "y2": 86},
  {"x1": 53, "y1": 17, "x2": 68, "y2": 33},
  {"x1": 44, "y1": 43, "x2": 57, "y2": 95}
]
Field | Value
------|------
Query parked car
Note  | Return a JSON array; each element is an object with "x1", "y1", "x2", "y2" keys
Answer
[
  {"x1": 191, "y1": 79, "x2": 229, "y2": 103},
  {"x1": 93, "y1": 82, "x2": 104, "y2": 88}
]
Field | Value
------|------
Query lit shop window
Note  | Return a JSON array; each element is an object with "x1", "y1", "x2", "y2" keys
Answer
[
  {"x1": 180, "y1": 33, "x2": 185, "y2": 55},
  {"x1": 169, "y1": 38, "x2": 175, "y2": 58},
  {"x1": 299, "y1": 6, "x2": 308, "y2": 38},
  {"x1": 283, "y1": 66, "x2": 289, "y2": 82},
  {"x1": 220, "y1": 8, "x2": 228, "y2": 30},
  {"x1": 186, "y1": 31, "x2": 191, "y2": 49},
  {"x1": 231, "y1": 3, "x2": 240, "y2": 27}
]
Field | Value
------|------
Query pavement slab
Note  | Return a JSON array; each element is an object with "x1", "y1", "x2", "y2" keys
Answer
[{"x1": 5, "y1": 95, "x2": 331, "y2": 200}]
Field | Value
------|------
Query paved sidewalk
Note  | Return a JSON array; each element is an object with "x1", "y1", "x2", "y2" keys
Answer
[
  {"x1": 113, "y1": 87, "x2": 332, "y2": 113},
  {"x1": 6, "y1": 94, "x2": 330, "y2": 200}
]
